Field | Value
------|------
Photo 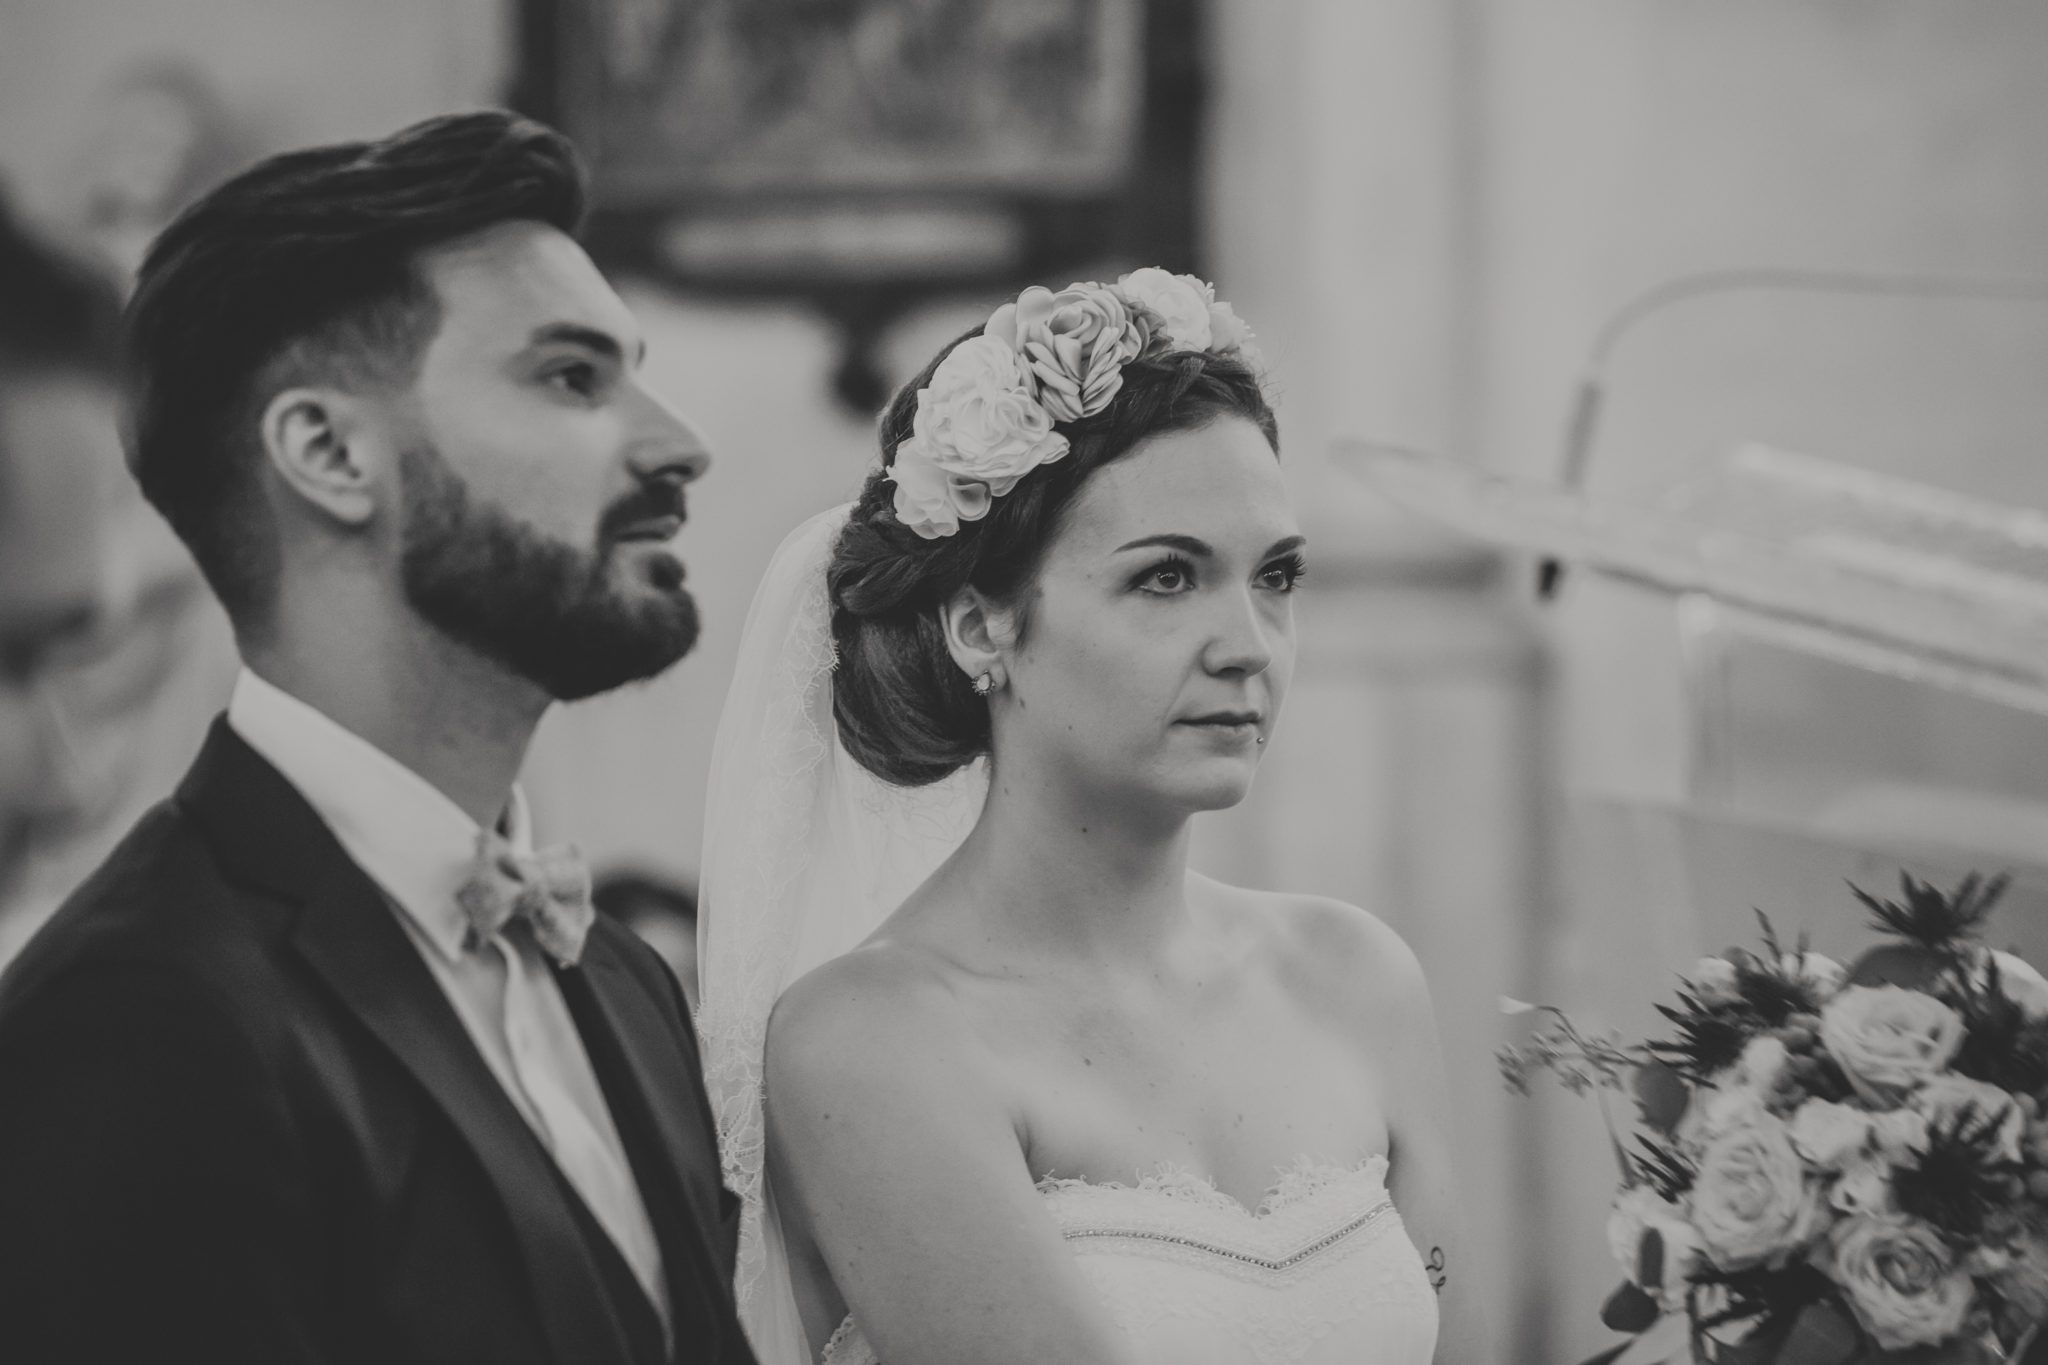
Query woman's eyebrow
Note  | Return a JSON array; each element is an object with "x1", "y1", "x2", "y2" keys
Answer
[{"x1": 1114, "y1": 532, "x2": 1211, "y2": 555}]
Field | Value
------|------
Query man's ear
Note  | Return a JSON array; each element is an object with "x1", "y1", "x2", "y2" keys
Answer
[
  {"x1": 257, "y1": 386, "x2": 381, "y2": 527},
  {"x1": 940, "y1": 585, "x2": 1014, "y2": 689}
]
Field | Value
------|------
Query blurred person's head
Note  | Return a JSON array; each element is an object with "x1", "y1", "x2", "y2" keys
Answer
[
  {"x1": 591, "y1": 870, "x2": 699, "y2": 1009},
  {"x1": 125, "y1": 111, "x2": 712, "y2": 709},
  {"x1": 0, "y1": 198, "x2": 148, "y2": 887},
  {"x1": 70, "y1": 60, "x2": 247, "y2": 281}
]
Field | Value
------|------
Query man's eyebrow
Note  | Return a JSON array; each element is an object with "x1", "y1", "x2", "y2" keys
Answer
[
  {"x1": 1114, "y1": 532, "x2": 1213, "y2": 555},
  {"x1": 526, "y1": 323, "x2": 645, "y2": 365}
]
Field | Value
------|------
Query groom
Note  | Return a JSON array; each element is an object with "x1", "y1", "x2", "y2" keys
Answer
[{"x1": 0, "y1": 112, "x2": 755, "y2": 1365}]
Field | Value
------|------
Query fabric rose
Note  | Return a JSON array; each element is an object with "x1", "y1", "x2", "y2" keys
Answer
[
  {"x1": 1790, "y1": 1098, "x2": 1874, "y2": 1170},
  {"x1": 1205, "y1": 298, "x2": 1259, "y2": 361},
  {"x1": 1115, "y1": 267, "x2": 1215, "y2": 352},
  {"x1": 887, "y1": 334, "x2": 1070, "y2": 538},
  {"x1": 886, "y1": 433, "x2": 978, "y2": 539},
  {"x1": 1911, "y1": 1075, "x2": 2024, "y2": 1163},
  {"x1": 986, "y1": 283, "x2": 1147, "y2": 422},
  {"x1": 1606, "y1": 1186, "x2": 1702, "y2": 1306},
  {"x1": 1824, "y1": 1215, "x2": 1974, "y2": 1349},
  {"x1": 1690, "y1": 1112, "x2": 1829, "y2": 1270},
  {"x1": 1689, "y1": 956, "x2": 1742, "y2": 1005},
  {"x1": 917, "y1": 334, "x2": 1069, "y2": 492},
  {"x1": 1819, "y1": 986, "x2": 1965, "y2": 1103}
]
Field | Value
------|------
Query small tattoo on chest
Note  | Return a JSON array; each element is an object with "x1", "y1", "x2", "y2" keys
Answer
[{"x1": 1426, "y1": 1247, "x2": 1447, "y2": 1294}]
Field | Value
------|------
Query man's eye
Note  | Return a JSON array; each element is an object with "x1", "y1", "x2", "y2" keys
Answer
[{"x1": 546, "y1": 363, "x2": 599, "y2": 396}]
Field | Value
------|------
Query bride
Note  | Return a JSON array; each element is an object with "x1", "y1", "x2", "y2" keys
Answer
[{"x1": 696, "y1": 272, "x2": 1476, "y2": 1364}]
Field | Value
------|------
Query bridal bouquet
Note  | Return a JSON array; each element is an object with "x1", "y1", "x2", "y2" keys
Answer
[{"x1": 1502, "y1": 874, "x2": 2048, "y2": 1363}]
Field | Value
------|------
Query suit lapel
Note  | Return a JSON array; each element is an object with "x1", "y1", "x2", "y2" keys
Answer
[
  {"x1": 178, "y1": 721, "x2": 638, "y2": 1365},
  {"x1": 559, "y1": 931, "x2": 733, "y2": 1295}
]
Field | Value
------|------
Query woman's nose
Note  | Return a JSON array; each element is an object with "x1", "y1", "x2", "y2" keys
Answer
[{"x1": 1202, "y1": 590, "x2": 1275, "y2": 677}]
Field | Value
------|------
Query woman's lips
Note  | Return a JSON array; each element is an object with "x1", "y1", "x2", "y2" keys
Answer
[{"x1": 1178, "y1": 713, "x2": 1263, "y2": 742}]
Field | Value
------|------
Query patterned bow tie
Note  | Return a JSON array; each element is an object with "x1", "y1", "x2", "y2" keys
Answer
[{"x1": 454, "y1": 829, "x2": 595, "y2": 968}]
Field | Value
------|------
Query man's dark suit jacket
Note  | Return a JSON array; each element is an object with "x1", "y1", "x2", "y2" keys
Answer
[{"x1": 0, "y1": 720, "x2": 758, "y2": 1365}]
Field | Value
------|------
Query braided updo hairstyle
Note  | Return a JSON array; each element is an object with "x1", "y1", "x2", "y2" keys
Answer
[{"x1": 828, "y1": 330, "x2": 1279, "y2": 787}]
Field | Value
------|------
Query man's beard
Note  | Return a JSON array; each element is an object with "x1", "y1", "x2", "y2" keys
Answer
[{"x1": 398, "y1": 444, "x2": 699, "y2": 701}]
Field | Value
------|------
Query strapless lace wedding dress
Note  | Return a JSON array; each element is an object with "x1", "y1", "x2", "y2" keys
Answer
[{"x1": 818, "y1": 1155, "x2": 1439, "y2": 1365}]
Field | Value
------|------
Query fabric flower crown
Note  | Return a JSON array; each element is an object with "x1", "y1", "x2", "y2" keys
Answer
[{"x1": 886, "y1": 268, "x2": 1260, "y2": 538}]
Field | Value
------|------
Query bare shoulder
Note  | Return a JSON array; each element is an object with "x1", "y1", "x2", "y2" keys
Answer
[
  {"x1": 1192, "y1": 873, "x2": 1431, "y2": 1019},
  {"x1": 764, "y1": 940, "x2": 987, "y2": 1113}
]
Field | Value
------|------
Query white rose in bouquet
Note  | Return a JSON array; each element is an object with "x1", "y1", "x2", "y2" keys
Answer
[
  {"x1": 1911, "y1": 1074, "x2": 2024, "y2": 1163},
  {"x1": 1986, "y1": 949, "x2": 2048, "y2": 1022},
  {"x1": 1781, "y1": 951, "x2": 1846, "y2": 998},
  {"x1": 1738, "y1": 1036, "x2": 1791, "y2": 1093},
  {"x1": 1688, "y1": 956, "x2": 1741, "y2": 1004},
  {"x1": 1824, "y1": 1215, "x2": 1975, "y2": 1349},
  {"x1": 1789, "y1": 1098, "x2": 1874, "y2": 1170},
  {"x1": 1870, "y1": 1107, "x2": 1933, "y2": 1163},
  {"x1": 1982, "y1": 1230, "x2": 2048, "y2": 1324},
  {"x1": 1677, "y1": 1082, "x2": 1770, "y2": 1150},
  {"x1": 1819, "y1": 986, "x2": 1965, "y2": 1102},
  {"x1": 1828, "y1": 1157, "x2": 1898, "y2": 1217},
  {"x1": 1690, "y1": 1112, "x2": 1829, "y2": 1271}
]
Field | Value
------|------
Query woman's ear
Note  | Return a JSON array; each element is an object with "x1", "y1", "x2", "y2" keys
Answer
[
  {"x1": 257, "y1": 385, "x2": 381, "y2": 528},
  {"x1": 939, "y1": 585, "x2": 1014, "y2": 694}
]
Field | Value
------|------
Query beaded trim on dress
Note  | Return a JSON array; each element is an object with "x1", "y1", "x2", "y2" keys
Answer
[{"x1": 1033, "y1": 1152, "x2": 1389, "y2": 1217}]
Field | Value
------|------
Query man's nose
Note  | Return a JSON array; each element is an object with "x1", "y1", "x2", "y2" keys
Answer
[
  {"x1": 624, "y1": 383, "x2": 712, "y2": 486},
  {"x1": 0, "y1": 682, "x2": 91, "y2": 831}
]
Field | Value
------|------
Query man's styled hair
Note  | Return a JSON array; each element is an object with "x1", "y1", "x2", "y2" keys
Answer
[
  {"x1": 0, "y1": 197, "x2": 121, "y2": 380},
  {"x1": 125, "y1": 110, "x2": 587, "y2": 626}
]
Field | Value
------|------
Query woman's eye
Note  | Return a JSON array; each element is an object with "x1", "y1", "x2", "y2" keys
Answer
[
  {"x1": 1138, "y1": 559, "x2": 1196, "y2": 593},
  {"x1": 1259, "y1": 560, "x2": 1305, "y2": 592}
]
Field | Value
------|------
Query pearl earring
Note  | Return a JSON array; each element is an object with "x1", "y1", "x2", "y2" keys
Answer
[{"x1": 972, "y1": 672, "x2": 995, "y2": 696}]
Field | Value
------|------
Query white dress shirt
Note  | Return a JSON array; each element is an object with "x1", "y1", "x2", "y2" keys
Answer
[{"x1": 227, "y1": 668, "x2": 670, "y2": 1333}]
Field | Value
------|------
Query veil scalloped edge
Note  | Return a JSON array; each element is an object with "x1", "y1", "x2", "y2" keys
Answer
[{"x1": 695, "y1": 503, "x2": 987, "y2": 1364}]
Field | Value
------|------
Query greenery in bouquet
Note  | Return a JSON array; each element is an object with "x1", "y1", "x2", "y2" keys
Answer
[{"x1": 1501, "y1": 874, "x2": 2048, "y2": 1363}]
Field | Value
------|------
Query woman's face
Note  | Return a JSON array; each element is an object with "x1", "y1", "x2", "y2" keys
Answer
[{"x1": 991, "y1": 415, "x2": 1302, "y2": 819}]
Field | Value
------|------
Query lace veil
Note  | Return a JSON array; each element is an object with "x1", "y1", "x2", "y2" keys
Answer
[{"x1": 696, "y1": 503, "x2": 987, "y2": 1364}]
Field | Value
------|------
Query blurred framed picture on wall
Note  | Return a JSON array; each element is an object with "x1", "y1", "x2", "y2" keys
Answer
[
  {"x1": 515, "y1": 0, "x2": 1202, "y2": 409},
  {"x1": 556, "y1": 0, "x2": 1142, "y2": 200}
]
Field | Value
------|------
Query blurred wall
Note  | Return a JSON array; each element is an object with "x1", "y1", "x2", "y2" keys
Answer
[
  {"x1": 1467, "y1": 4, "x2": 2048, "y2": 1360},
  {"x1": 1203, "y1": 2, "x2": 2048, "y2": 1358},
  {"x1": 0, "y1": 0, "x2": 510, "y2": 225}
]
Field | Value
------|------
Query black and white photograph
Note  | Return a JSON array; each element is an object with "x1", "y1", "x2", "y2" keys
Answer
[{"x1": 6, "y1": 3, "x2": 2048, "y2": 1362}]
